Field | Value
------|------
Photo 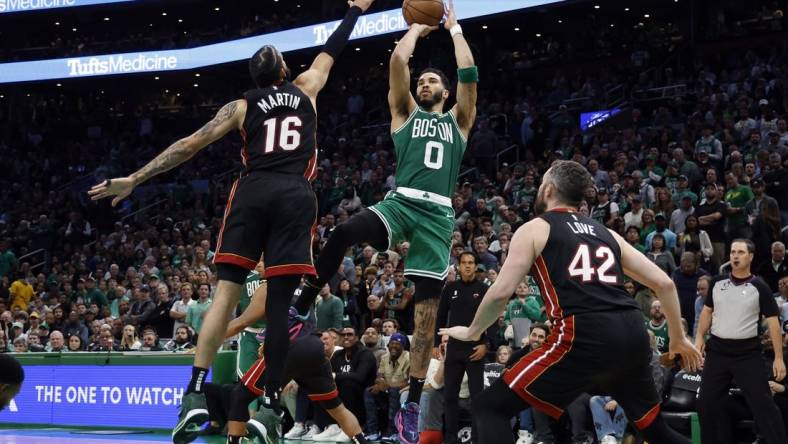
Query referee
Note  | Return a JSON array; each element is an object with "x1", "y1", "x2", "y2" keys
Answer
[
  {"x1": 435, "y1": 251, "x2": 488, "y2": 444},
  {"x1": 695, "y1": 238, "x2": 787, "y2": 443}
]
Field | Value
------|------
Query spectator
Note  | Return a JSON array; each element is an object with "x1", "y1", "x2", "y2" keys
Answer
[
  {"x1": 83, "y1": 275, "x2": 108, "y2": 311},
  {"x1": 0, "y1": 240, "x2": 17, "y2": 280},
  {"x1": 315, "y1": 284, "x2": 344, "y2": 331},
  {"x1": 763, "y1": 153, "x2": 788, "y2": 224},
  {"x1": 695, "y1": 183, "x2": 727, "y2": 271},
  {"x1": 185, "y1": 283, "x2": 212, "y2": 337},
  {"x1": 127, "y1": 285, "x2": 155, "y2": 327},
  {"x1": 623, "y1": 196, "x2": 644, "y2": 230},
  {"x1": 758, "y1": 242, "x2": 788, "y2": 293},
  {"x1": 67, "y1": 334, "x2": 84, "y2": 351},
  {"x1": 589, "y1": 396, "x2": 628, "y2": 444},
  {"x1": 723, "y1": 172, "x2": 754, "y2": 239},
  {"x1": 624, "y1": 226, "x2": 646, "y2": 254},
  {"x1": 170, "y1": 283, "x2": 195, "y2": 337},
  {"x1": 590, "y1": 188, "x2": 618, "y2": 227},
  {"x1": 147, "y1": 283, "x2": 174, "y2": 339},
  {"x1": 62, "y1": 311, "x2": 88, "y2": 346},
  {"x1": 46, "y1": 330, "x2": 66, "y2": 352},
  {"x1": 695, "y1": 124, "x2": 723, "y2": 164},
  {"x1": 752, "y1": 200, "x2": 786, "y2": 271},
  {"x1": 324, "y1": 326, "x2": 373, "y2": 439},
  {"x1": 693, "y1": 276, "x2": 711, "y2": 338},
  {"x1": 646, "y1": 233, "x2": 676, "y2": 276},
  {"x1": 140, "y1": 331, "x2": 162, "y2": 351},
  {"x1": 361, "y1": 326, "x2": 387, "y2": 366},
  {"x1": 382, "y1": 270, "x2": 414, "y2": 335},
  {"x1": 164, "y1": 326, "x2": 195, "y2": 352},
  {"x1": 89, "y1": 326, "x2": 117, "y2": 352},
  {"x1": 473, "y1": 236, "x2": 499, "y2": 271},
  {"x1": 669, "y1": 196, "x2": 695, "y2": 235},
  {"x1": 13, "y1": 337, "x2": 27, "y2": 353},
  {"x1": 676, "y1": 215, "x2": 713, "y2": 267},
  {"x1": 119, "y1": 325, "x2": 141, "y2": 351},
  {"x1": 672, "y1": 252, "x2": 709, "y2": 332},
  {"x1": 645, "y1": 300, "x2": 670, "y2": 354},
  {"x1": 744, "y1": 178, "x2": 777, "y2": 225},
  {"x1": 644, "y1": 214, "x2": 677, "y2": 251},
  {"x1": 469, "y1": 119, "x2": 500, "y2": 180},
  {"x1": 25, "y1": 331, "x2": 44, "y2": 352},
  {"x1": 367, "y1": 332, "x2": 410, "y2": 442},
  {"x1": 9, "y1": 275, "x2": 33, "y2": 312}
]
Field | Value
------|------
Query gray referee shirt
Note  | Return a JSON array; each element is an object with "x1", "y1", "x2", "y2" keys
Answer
[{"x1": 706, "y1": 274, "x2": 779, "y2": 340}]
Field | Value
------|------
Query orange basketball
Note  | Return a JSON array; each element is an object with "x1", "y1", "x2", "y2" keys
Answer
[{"x1": 402, "y1": 0, "x2": 445, "y2": 27}]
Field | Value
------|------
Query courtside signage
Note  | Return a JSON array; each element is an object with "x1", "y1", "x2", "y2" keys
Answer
[
  {"x1": 0, "y1": 0, "x2": 563, "y2": 83},
  {"x1": 0, "y1": 364, "x2": 207, "y2": 428},
  {"x1": 0, "y1": 0, "x2": 133, "y2": 13}
]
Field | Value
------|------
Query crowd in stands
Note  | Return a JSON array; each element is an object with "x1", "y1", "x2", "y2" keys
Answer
[{"x1": 1, "y1": 0, "x2": 788, "y2": 442}]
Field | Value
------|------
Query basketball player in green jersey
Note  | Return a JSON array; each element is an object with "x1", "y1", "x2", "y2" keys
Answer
[
  {"x1": 293, "y1": 3, "x2": 476, "y2": 443},
  {"x1": 238, "y1": 262, "x2": 267, "y2": 412}
]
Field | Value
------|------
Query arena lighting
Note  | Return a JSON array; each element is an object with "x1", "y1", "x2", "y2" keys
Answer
[
  {"x1": 0, "y1": 0, "x2": 565, "y2": 84},
  {"x1": 0, "y1": 0, "x2": 135, "y2": 14}
]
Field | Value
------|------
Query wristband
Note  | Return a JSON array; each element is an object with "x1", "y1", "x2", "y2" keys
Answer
[
  {"x1": 457, "y1": 66, "x2": 479, "y2": 84},
  {"x1": 450, "y1": 24, "x2": 463, "y2": 37}
]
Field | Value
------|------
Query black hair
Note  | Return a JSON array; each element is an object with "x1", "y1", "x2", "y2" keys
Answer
[
  {"x1": 419, "y1": 68, "x2": 451, "y2": 90},
  {"x1": 0, "y1": 354, "x2": 24, "y2": 385},
  {"x1": 458, "y1": 251, "x2": 478, "y2": 264},
  {"x1": 530, "y1": 322, "x2": 551, "y2": 337},
  {"x1": 546, "y1": 160, "x2": 594, "y2": 207},
  {"x1": 249, "y1": 45, "x2": 285, "y2": 88}
]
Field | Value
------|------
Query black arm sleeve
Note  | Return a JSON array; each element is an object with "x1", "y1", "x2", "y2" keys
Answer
[
  {"x1": 755, "y1": 277, "x2": 780, "y2": 318},
  {"x1": 434, "y1": 284, "x2": 451, "y2": 346},
  {"x1": 323, "y1": 6, "x2": 363, "y2": 59}
]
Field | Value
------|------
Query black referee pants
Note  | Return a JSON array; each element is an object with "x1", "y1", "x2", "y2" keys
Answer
[
  {"x1": 444, "y1": 343, "x2": 484, "y2": 444},
  {"x1": 698, "y1": 346, "x2": 787, "y2": 444}
]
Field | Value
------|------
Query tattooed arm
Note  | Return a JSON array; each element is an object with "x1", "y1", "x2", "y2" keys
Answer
[{"x1": 89, "y1": 99, "x2": 246, "y2": 206}]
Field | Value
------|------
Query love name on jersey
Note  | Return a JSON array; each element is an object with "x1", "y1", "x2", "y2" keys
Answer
[
  {"x1": 411, "y1": 118, "x2": 454, "y2": 144},
  {"x1": 255, "y1": 92, "x2": 301, "y2": 113},
  {"x1": 566, "y1": 221, "x2": 597, "y2": 236}
]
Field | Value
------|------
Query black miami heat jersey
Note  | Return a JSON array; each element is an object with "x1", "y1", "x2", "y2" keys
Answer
[
  {"x1": 532, "y1": 209, "x2": 639, "y2": 320},
  {"x1": 241, "y1": 82, "x2": 317, "y2": 179}
]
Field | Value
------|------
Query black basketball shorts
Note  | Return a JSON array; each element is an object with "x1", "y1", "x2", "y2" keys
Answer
[
  {"x1": 501, "y1": 310, "x2": 662, "y2": 430},
  {"x1": 241, "y1": 335, "x2": 340, "y2": 410},
  {"x1": 214, "y1": 171, "x2": 317, "y2": 278}
]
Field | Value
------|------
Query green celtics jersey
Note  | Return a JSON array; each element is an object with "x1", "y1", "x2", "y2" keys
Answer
[
  {"x1": 241, "y1": 271, "x2": 266, "y2": 329},
  {"x1": 391, "y1": 107, "x2": 467, "y2": 198},
  {"x1": 646, "y1": 320, "x2": 669, "y2": 353}
]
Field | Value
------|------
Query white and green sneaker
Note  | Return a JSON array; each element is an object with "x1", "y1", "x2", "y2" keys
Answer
[
  {"x1": 246, "y1": 408, "x2": 283, "y2": 444},
  {"x1": 172, "y1": 392, "x2": 210, "y2": 443}
]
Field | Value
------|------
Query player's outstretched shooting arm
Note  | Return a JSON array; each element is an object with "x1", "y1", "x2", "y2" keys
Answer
[
  {"x1": 88, "y1": 100, "x2": 246, "y2": 206},
  {"x1": 295, "y1": 0, "x2": 374, "y2": 103},
  {"x1": 440, "y1": 218, "x2": 550, "y2": 342},
  {"x1": 610, "y1": 230, "x2": 703, "y2": 372},
  {"x1": 445, "y1": 0, "x2": 477, "y2": 138},
  {"x1": 388, "y1": 22, "x2": 432, "y2": 127}
]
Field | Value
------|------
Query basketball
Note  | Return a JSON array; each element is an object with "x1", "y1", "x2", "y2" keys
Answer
[{"x1": 402, "y1": 0, "x2": 445, "y2": 26}]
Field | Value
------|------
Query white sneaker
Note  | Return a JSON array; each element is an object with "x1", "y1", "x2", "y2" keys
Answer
[
  {"x1": 301, "y1": 424, "x2": 322, "y2": 441},
  {"x1": 285, "y1": 422, "x2": 306, "y2": 439},
  {"x1": 516, "y1": 430, "x2": 535, "y2": 444},
  {"x1": 312, "y1": 424, "x2": 343, "y2": 442},
  {"x1": 600, "y1": 435, "x2": 619, "y2": 444}
]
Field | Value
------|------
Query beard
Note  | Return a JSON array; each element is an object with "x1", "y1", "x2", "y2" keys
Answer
[
  {"x1": 364, "y1": 340, "x2": 378, "y2": 348},
  {"x1": 416, "y1": 89, "x2": 443, "y2": 109},
  {"x1": 534, "y1": 188, "x2": 547, "y2": 216}
]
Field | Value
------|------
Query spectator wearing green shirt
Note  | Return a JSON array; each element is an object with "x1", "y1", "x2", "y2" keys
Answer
[
  {"x1": 504, "y1": 279, "x2": 546, "y2": 348},
  {"x1": 0, "y1": 239, "x2": 16, "y2": 279},
  {"x1": 186, "y1": 283, "x2": 212, "y2": 337},
  {"x1": 83, "y1": 275, "x2": 108, "y2": 310},
  {"x1": 723, "y1": 172, "x2": 754, "y2": 239},
  {"x1": 315, "y1": 284, "x2": 344, "y2": 331},
  {"x1": 625, "y1": 226, "x2": 646, "y2": 254}
]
